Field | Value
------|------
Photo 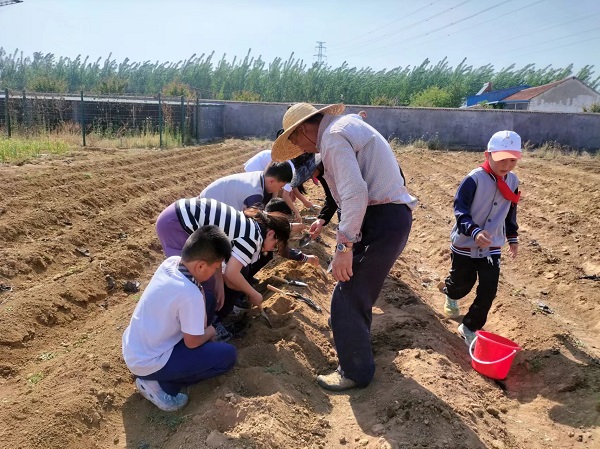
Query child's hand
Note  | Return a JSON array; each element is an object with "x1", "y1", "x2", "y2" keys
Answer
[
  {"x1": 309, "y1": 219, "x2": 325, "y2": 238},
  {"x1": 305, "y1": 255, "x2": 320, "y2": 267},
  {"x1": 475, "y1": 230, "x2": 492, "y2": 248},
  {"x1": 215, "y1": 282, "x2": 225, "y2": 311},
  {"x1": 248, "y1": 289, "x2": 263, "y2": 307},
  {"x1": 507, "y1": 243, "x2": 519, "y2": 258}
]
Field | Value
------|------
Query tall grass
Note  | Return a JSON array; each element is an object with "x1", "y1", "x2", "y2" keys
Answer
[
  {"x1": 0, "y1": 137, "x2": 71, "y2": 163},
  {"x1": 0, "y1": 119, "x2": 184, "y2": 162}
]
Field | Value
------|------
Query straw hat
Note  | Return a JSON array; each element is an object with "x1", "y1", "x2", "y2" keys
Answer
[{"x1": 271, "y1": 103, "x2": 345, "y2": 161}]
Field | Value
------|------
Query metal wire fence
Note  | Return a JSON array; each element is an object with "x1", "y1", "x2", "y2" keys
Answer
[{"x1": 0, "y1": 89, "x2": 211, "y2": 147}]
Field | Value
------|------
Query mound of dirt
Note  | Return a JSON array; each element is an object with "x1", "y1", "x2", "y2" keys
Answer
[{"x1": 0, "y1": 141, "x2": 598, "y2": 449}]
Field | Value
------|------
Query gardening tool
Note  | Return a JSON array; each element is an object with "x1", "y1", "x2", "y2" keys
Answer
[
  {"x1": 259, "y1": 307, "x2": 273, "y2": 328},
  {"x1": 267, "y1": 284, "x2": 322, "y2": 312},
  {"x1": 315, "y1": 236, "x2": 331, "y2": 248},
  {"x1": 298, "y1": 233, "x2": 312, "y2": 247},
  {"x1": 271, "y1": 275, "x2": 308, "y2": 288}
]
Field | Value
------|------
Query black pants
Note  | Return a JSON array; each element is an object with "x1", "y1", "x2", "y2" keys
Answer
[
  {"x1": 444, "y1": 252, "x2": 501, "y2": 332},
  {"x1": 331, "y1": 203, "x2": 412, "y2": 387}
]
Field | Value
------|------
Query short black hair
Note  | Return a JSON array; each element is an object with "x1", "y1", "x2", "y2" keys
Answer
[
  {"x1": 276, "y1": 128, "x2": 285, "y2": 138},
  {"x1": 264, "y1": 161, "x2": 293, "y2": 183},
  {"x1": 181, "y1": 225, "x2": 231, "y2": 264},
  {"x1": 265, "y1": 197, "x2": 293, "y2": 216}
]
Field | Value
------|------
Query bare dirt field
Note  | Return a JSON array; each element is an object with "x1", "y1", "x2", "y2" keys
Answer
[{"x1": 0, "y1": 140, "x2": 599, "y2": 449}]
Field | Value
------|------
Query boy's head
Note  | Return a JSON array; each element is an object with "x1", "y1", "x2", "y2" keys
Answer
[
  {"x1": 264, "y1": 161, "x2": 293, "y2": 193},
  {"x1": 486, "y1": 130, "x2": 522, "y2": 176},
  {"x1": 487, "y1": 130, "x2": 522, "y2": 161},
  {"x1": 181, "y1": 225, "x2": 232, "y2": 283},
  {"x1": 265, "y1": 197, "x2": 293, "y2": 217}
]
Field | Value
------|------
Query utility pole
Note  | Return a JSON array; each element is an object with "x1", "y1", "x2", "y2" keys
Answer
[
  {"x1": 314, "y1": 41, "x2": 326, "y2": 65},
  {"x1": 0, "y1": 0, "x2": 23, "y2": 7}
]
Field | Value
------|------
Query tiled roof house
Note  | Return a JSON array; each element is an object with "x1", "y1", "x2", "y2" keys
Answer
[{"x1": 466, "y1": 77, "x2": 600, "y2": 112}]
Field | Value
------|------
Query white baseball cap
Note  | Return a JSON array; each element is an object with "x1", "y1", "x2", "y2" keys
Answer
[{"x1": 487, "y1": 131, "x2": 522, "y2": 161}]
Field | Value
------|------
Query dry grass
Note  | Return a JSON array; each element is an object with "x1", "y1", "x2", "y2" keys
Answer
[{"x1": 523, "y1": 140, "x2": 599, "y2": 160}]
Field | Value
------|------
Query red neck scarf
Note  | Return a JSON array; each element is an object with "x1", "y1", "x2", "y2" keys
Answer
[{"x1": 480, "y1": 160, "x2": 520, "y2": 204}]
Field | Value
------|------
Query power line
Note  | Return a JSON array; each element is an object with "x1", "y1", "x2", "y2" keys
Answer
[
  {"x1": 400, "y1": 0, "x2": 515, "y2": 45},
  {"x1": 489, "y1": 26, "x2": 600, "y2": 63},
  {"x1": 413, "y1": 0, "x2": 546, "y2": 48},
  {"x1": 478, "y1": 10, "x2": 600, "y2": 48},
  {"x1": 327, "y1": 0, "x2": 444, "y2": 52},
  {"x1": 338, "y1": 0, "x2": 510, "y2": 62},
  {"x1": 0, "y1": 0, "x2": 23, "y2": 7},
  {"x1": 329, "y1": 0, "x2": 472, "y2": 56}
]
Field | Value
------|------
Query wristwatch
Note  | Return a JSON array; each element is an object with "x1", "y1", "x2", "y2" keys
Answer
[{"x1": 336, "y1": 243, "x2": 352, "y2": 253}]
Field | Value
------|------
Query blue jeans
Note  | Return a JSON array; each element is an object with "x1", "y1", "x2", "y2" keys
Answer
[
  {"x1": 140, "y1": 339, "x2": 236, "y2": 396},
  {"x1": 330, "y1": 203, "x2": 412, "y2": 387}
]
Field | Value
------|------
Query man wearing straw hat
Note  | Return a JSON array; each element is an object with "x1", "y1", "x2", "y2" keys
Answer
[{"x1": 272, "y1": 103, "x2": 417, "y2": 391}]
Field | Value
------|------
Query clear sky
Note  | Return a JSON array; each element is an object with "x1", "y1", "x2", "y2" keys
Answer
[{"x1": 1, "y1": 0, "x2": 599, "y2": 74}]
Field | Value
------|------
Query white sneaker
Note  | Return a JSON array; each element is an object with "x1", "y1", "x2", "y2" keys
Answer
[
  {"x1": 317, "y1": 366, "x2": 358, "y2": 391},
  {"x1": 135, "y1": 378, "x2": 188, "y2": 412},
  {"x1": 444, "y1": 297, "x2": 460, "y2": 319},
  {"x1": 457, "y1": 323, "x2": 477, "y2": 348}
]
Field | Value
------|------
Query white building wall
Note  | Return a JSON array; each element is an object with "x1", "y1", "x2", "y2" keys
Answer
[{"x1": 529, "y1": 78, "x2": 600, "y2": 112}]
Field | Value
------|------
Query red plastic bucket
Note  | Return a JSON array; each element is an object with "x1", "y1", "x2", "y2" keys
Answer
[{"x1": 469, "y1": 331, "x2": 521, "y2": 380}]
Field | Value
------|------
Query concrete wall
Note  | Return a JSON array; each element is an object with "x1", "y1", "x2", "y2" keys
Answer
[
  {"x1": 196, "y1": 104, "x2": 225, "y2": 141},
  {"x1": 216, "y1": 101, "x2": 600, "y2": 150},
  {"x1": 529, "y1": 78, "x2": 600, "y2": 113},
  {"x1": 369, "y1": 107, "x2": 600, "y2": 150}
]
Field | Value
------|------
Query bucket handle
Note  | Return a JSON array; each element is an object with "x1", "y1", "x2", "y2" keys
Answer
[{"x1": 469, "y1": 336, "x2": 517, "y2": 365}]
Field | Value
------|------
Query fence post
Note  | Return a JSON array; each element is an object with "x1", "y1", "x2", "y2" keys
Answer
[
  {"x1": 180, "y1": 95, "x2": 185, "y2": 146},
  {"x1": 80, "y1": 91, "x2": 86, "y2": 147},
  {"x1": 4, "y1": 88, "x2": 11, "y2": 138},
  {"x1": 195, "y1": 93, "x2": 200, "y2": 142},
  {"x1": 158, "y1": 93, "x2": 163, "y2": 148},
  {"x1": 21, "y1": 90, "x2": 26, "y2": 127}
]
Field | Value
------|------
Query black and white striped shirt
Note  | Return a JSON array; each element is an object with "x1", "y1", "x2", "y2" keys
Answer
[{"x1": 175, "y1": 198, "x2": 263, "y2": 266}]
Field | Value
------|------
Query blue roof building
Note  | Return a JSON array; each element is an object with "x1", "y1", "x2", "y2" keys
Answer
[{"x1": 466, "y1": 84, "x2": 529, "y2": 107}]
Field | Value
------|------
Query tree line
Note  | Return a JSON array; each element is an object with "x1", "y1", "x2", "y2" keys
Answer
[{"x1": 1, "y1": 48, "x2": 598, "y2": 108}]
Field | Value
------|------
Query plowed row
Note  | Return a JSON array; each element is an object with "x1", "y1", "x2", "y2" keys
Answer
[{"x1": 0, "y1": 141, "x2": 598, "y2": 449}]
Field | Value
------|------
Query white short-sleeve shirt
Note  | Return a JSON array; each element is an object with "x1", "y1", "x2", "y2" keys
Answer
[
  {"x1": 122, "y1": 256, "x2": 206, "y2": 376},
  {"x1": 243, "y1": 149, "x2": 295, "y2": 192}
]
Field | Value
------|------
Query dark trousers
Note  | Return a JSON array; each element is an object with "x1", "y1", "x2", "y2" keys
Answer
[
  {"x1": 331, "y1": 203, "x2": 412, "y2": 387},
  {"x1": 216, "y1": 263, "x2": 252, "y2": 321},
  {"x1": 140, "y1": 339, "x2": 236, "y2": 396},
  {"x1": 215, "y1": 252, "x2": 274, "y2": 321},
  {"x1": 444, "y1": 252, "x2": 500, "y2": 331}
]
